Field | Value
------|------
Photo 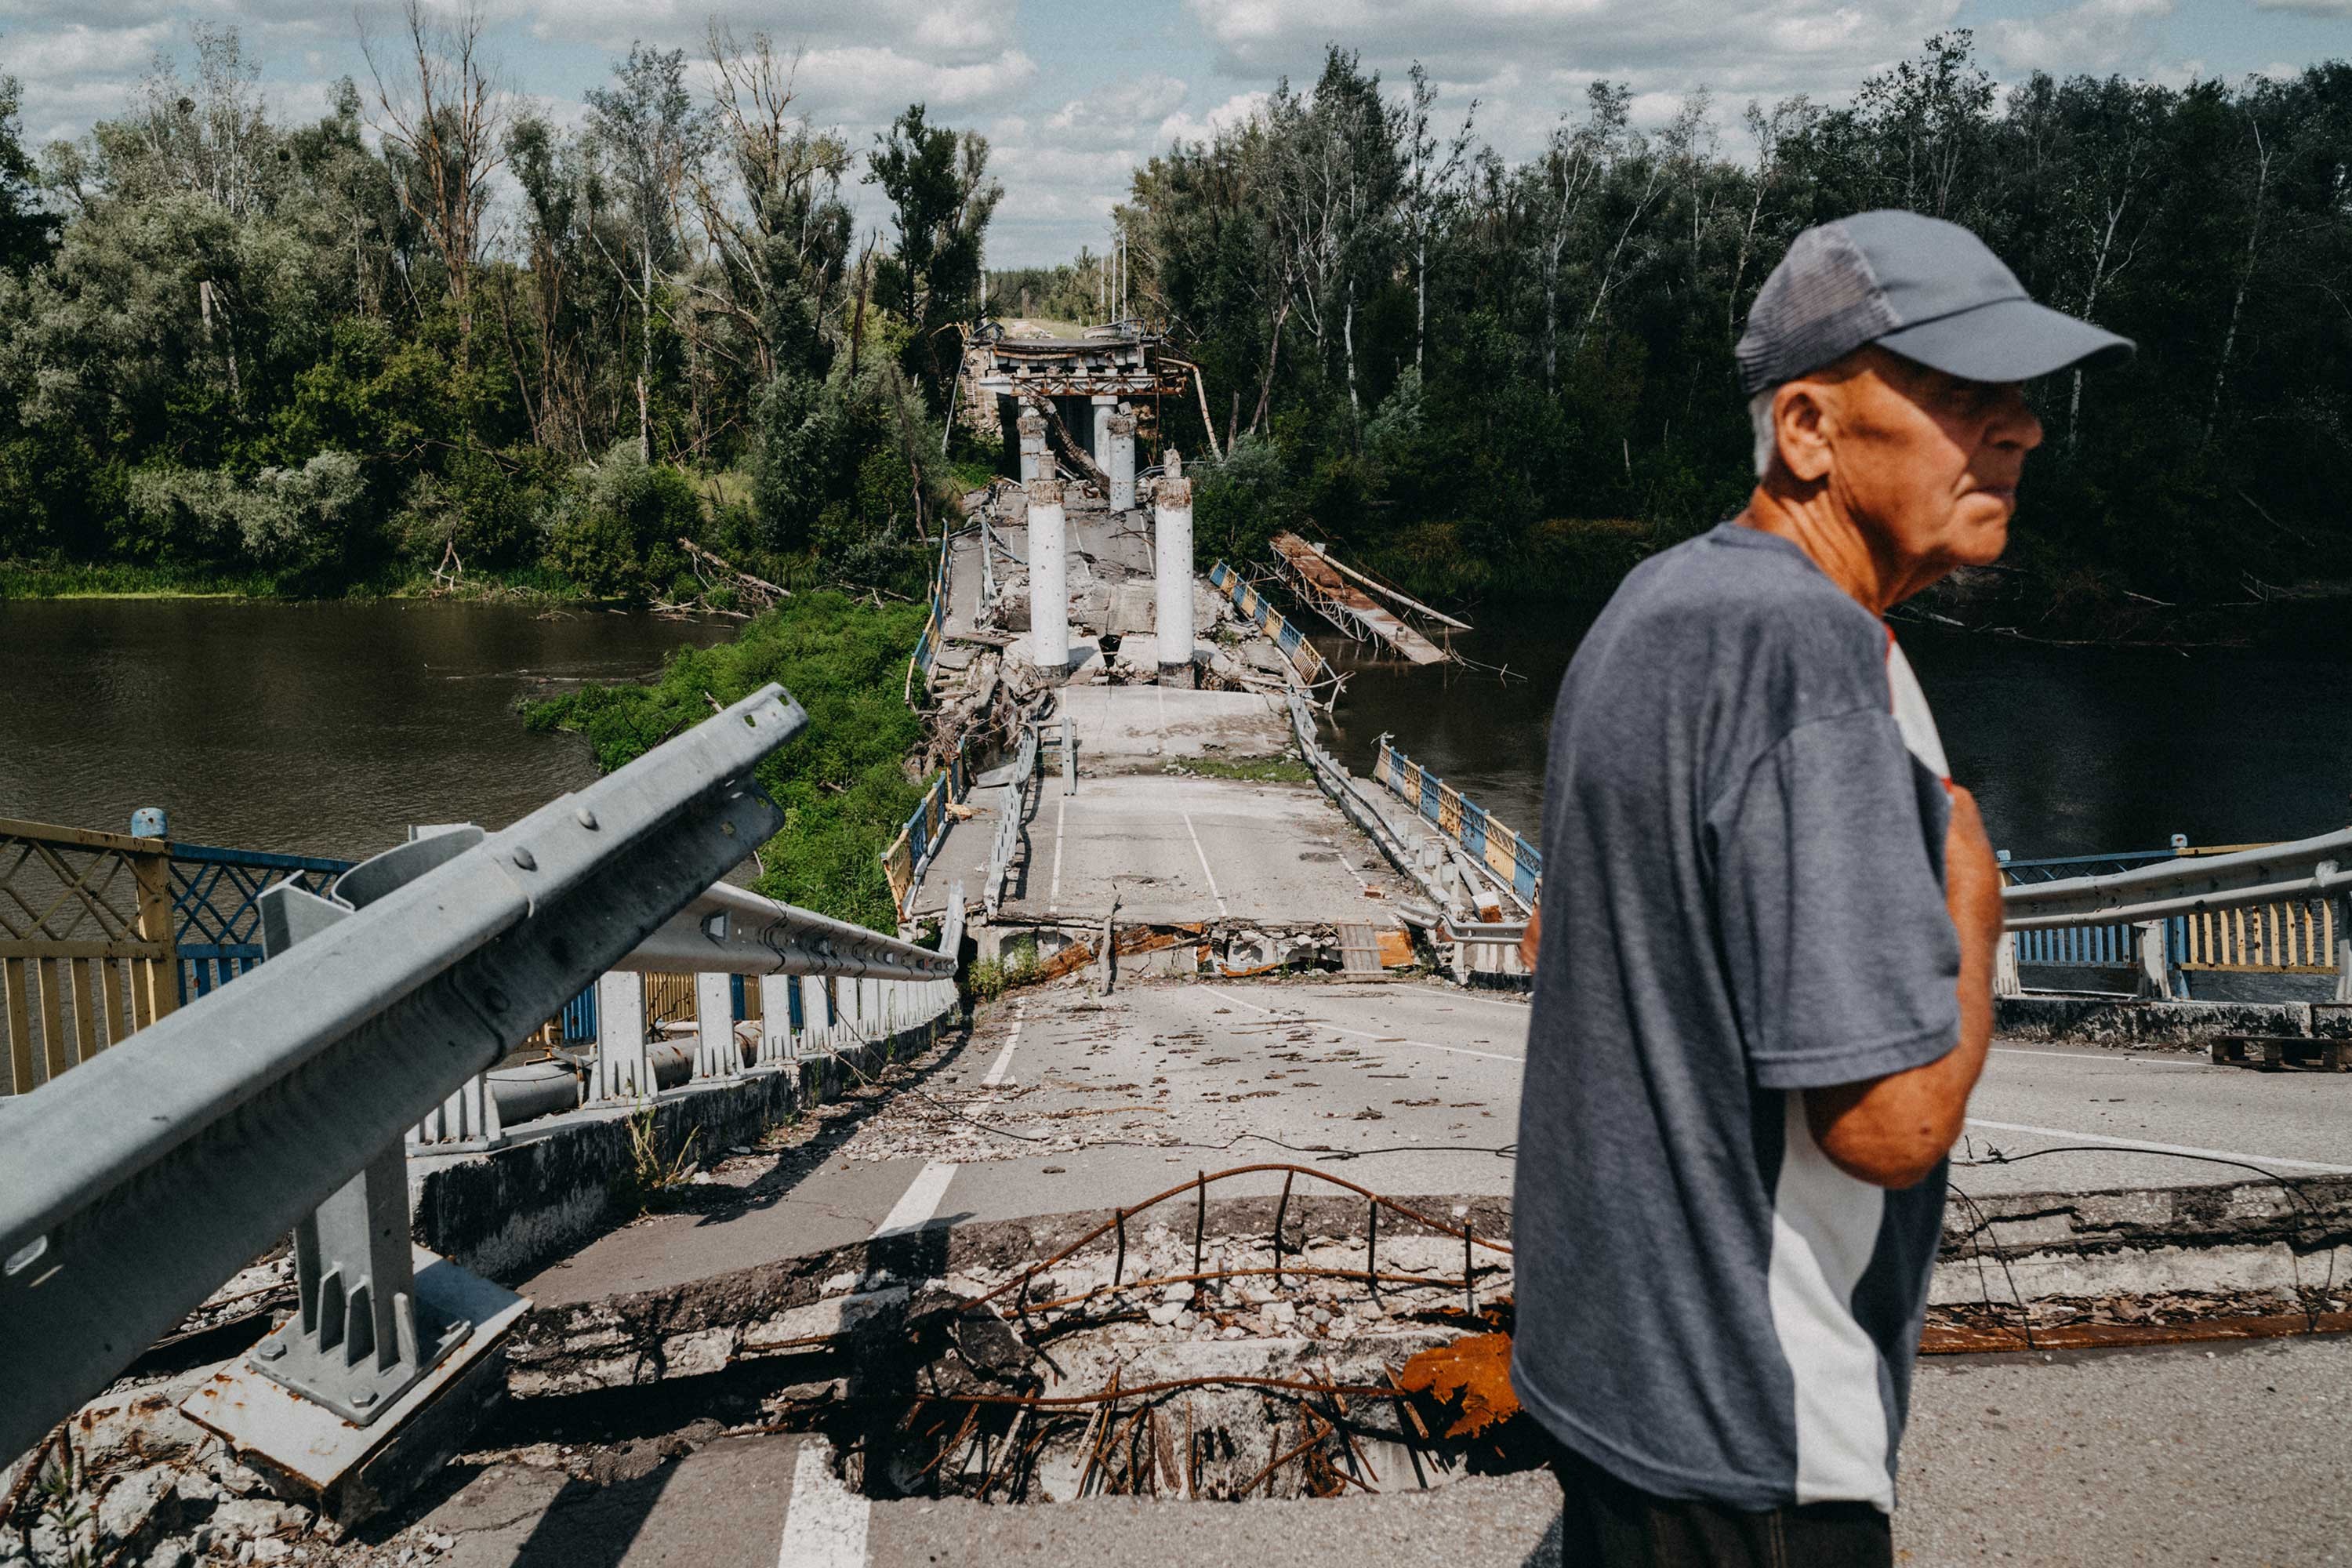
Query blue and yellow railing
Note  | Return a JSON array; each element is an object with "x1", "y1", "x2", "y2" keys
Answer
[
  {"x1": 1370, "y1": 739, "x2": 1542, "y2": 906},
  {"x1": 881, "y1": 738, "x2": 971, "y2": 917},
  {"x1": 1207, "y1": 561, "x2": 1333, "y2": 687}
]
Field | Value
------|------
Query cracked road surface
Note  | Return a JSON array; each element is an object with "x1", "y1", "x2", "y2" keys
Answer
[{"x1": 394, "y1": 1334, "x2": 2352, "y2": 1566}]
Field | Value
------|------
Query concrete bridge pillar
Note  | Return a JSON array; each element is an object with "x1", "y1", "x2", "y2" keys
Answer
[
  {"x1": 1028, "y1": 476, "x2": 1070, "y2": 679},
  {"x1": 1015, "y1": 410, "x2": 1047, "y2": 484},
  {"x1": 1153, "y1": 462, "x2": 1195, "y2": 686},
  {"x1": 1091, "y1": 395, "x2": 1117, "y2": 469},
  {"x1": 1106, "y1": 411, "x2": 1137, "y2": 510}
]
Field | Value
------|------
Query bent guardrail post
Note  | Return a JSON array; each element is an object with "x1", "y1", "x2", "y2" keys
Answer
[{"x1": 0, "y1": 684, "x2": 806, "y2": 1466}]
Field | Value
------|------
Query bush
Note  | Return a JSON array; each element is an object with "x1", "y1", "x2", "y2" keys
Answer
[
  {"x1": 539, "y1": 444, "x2": 699, "y2": 602},
  {"x1": 524, "y1": 589, "x2": 929, "y2": 930},
  {"x1": 122, "y1": 448, "x2": 368, "y2": 574}
]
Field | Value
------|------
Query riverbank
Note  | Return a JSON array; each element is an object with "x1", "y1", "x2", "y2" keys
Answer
[{"x1": 0, "y1": 558, "x2": 598, "y2": 604}]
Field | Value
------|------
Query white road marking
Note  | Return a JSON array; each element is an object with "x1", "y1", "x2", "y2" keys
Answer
[
  {"x1": 873, "y1": 1160, "x2": 960, "y2": 1236},
  {"x1": 984, "y1": 1000, "x2": 1026, "y2": 1087},
  {"x1": 1047, "y1": 796, "x2": 1068, "y2": 913},
  {"x1": 1200, "y1": 985, "x2": 1522, "y2": 1063},
  {"x1": 1181, "y1": 811, "x2": 1231, "y2": 917},
  {"x1": 1963, "y1": 1119, "x2": 2352, "y2": 1175},
  {"x1": 778, "y1": 1441, "x2": 869, "y2": 1566},
  {"x1": 1989, "y1": 1046, "x2": 2199, "y2": 1067}
]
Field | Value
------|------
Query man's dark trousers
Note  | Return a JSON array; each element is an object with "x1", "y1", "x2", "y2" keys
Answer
[{"x1": 1548, "y1": 1442, "x2": 1892, "y2": 1568}]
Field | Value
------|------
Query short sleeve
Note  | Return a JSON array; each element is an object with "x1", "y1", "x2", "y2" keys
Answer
[{"x1": 1708, "y1": 709, "x2": 1960, "y2": 1091}]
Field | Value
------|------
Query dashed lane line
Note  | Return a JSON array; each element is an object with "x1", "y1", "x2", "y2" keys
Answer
[
  {"x1": 872, "y1": 1160, "x2": 960, "y2": 1237},
  {"x1": 777, "y1": 1442, "x2": 868, "y2": 1567},
  {"x1": 1181, "y1": 811, "x2": 1231, "y2": 918},
  {"x1": 983, "y1": 1000, "x2": 1026, "y2": 1087},
  {"x1": 1199, "y1": 985, "x2": 1523, "y2": 1064},
  {"x1": 1962, "y1": 1118, "x2": 2352, "y2": 1175}
]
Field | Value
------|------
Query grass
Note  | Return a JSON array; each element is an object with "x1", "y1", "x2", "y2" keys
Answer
[
  {"x1": 966, "y1": 935, "x2": 1040, "y2": 1002},
  {"x1": 524, "y1": 590, "x2": 931, "y2": 932},
  {"x1": 0, "y1": 557, "x2": 603, "y2": 604},
  {"x1": 1162, "y1": 753, "x2": 1313, "y2": 784},
  {"x1": 611, "y1": 1104, "x2": 701, "y2": 1217}
]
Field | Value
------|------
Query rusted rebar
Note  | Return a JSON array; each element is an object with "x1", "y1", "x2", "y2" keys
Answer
[
  {"x1": 1464, "y1": 1226, "x2": 1475, "y2": 1315},
  {"x1": 1366, "y1": 1200, "x2": 1379, "y2": 1301},
  {"x1": 965, "y1": 1163, "x2": 1512, "y2": 1315},
  {"x1": 1193, "y1": 1169, "x2": 1207, "y2": 1278},
  {"x1": 1112, "y1": 1207, "x2": 1127, "y2": 1289},
  {"x1": 1015, "y1": 1262, "x2": 1483, "y2": 1316},
  {"x1": 1272, "y1": 1170, "x2": 1294, "y2": 1287}
]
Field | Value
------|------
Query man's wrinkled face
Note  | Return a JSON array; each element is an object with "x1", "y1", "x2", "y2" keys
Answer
[{"x1": 1791, "y1": 346, "x2": 2044, "y2": 576}]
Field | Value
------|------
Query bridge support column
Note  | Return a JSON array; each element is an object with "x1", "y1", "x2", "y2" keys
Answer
[
  {"x1": 1028, "y1": 477, "x2": 1070, "y2": 679},
  {"x1": 1091, "y1": 395, "x2": 1117, "y2": 471},
  {"x1": 1106, "y1": 410, "x2": 1136, "y2": 510},
  {"x1": 1016, "y1": 410, "x2": 1047, "y2": 484},
  {"x1": 1153, "y1": 460, "x2": 1196, "y2": 687}
]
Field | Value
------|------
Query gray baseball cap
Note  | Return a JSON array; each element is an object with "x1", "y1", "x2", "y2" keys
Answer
[{"x1": 1736, "y1": 209, "x2": 2132, "y2": 395}]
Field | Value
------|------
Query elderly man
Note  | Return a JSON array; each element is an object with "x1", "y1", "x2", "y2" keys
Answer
[{"x1": 1511, "y1": 211, "x2": 2131, "y2": 1566}]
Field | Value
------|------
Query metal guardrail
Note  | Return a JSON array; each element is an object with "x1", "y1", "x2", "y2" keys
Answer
[
  {"x1": 1207, "y1": 561, "x2": 1333, "y2": 686},
  {"x1": 1370, "y1": 738, "x2": 1542, "y2": 906},
  {"x1": 983, "y1": 724, "x2": 1041, "y2": 919},
  {"x1": 905, "y1": 528, "x2": 956, "y2": 706},
  {"x1": 0, "y1": 684, "x2": 962, "y2": 1461},
  {"x1": 1998, "y1": 827, "x2": 2352, "y2": 1000}
]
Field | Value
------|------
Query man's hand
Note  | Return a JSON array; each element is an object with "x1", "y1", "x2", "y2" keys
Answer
[{"x1": 1802, "y1": 784, "x2": 2004, "y2": 1188}]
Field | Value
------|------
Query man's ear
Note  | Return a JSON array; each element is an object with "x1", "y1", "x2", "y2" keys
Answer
[{"x1": 1773, "y1": 383, "x2": 1834, "y2": 485}]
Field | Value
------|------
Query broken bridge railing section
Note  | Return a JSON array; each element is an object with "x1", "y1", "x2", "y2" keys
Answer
[
  {"x1": 905, "y1": 527, "x2": 956, "y2": 707},
  {"x1": 1369, "y1": 739, "x2": 1542, "y2": 909},
  {"x1": 983, "y1": 721, "x2": 1043, "y2": 920},
  {"x1": 0, "y1": 683, "x2": 963, "y2": 1473},
  {"x1": 1207, "y1": 561, "x2": 1333, "y2": 688},
  {"x1": 1998, "y1": 827, "x2": 2352, "y2": 1000},
  {"x1": 1, "y1": 816, "x2": 356, "y2": 1094},
  {"x1": 882, "y1": 737, "x2": 972, "y2": 920}
]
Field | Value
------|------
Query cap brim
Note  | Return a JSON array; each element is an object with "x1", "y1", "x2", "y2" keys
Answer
[{"x1": 1875, "y1": 297, "x2": 2133, "y2": 384}]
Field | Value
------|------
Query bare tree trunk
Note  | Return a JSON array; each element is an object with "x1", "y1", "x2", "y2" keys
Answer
[
  {"x1": 1250, "y1": 299, "x2": 1289, "y2": 436},
  {"x1": 639, "y1": 245, "x2": 654, "y2": 462},
  {"x1": 2204, "y1": 120, "x2": 2269, "y2": 450},
  {"x1": 1344, "y1": 280, "x2": 1359, "y2": 416},
  {"x1": 1414, "y1": 237, "x2": 1427, "y2": 372}
]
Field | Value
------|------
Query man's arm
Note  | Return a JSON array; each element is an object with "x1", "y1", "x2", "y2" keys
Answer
[
  {"x1": 1518, "y1": 905, "x2": 1541, "y2": 973},
  {"x1": 1803, "y1": 784, "x2": 2004, "y2": 1189}
]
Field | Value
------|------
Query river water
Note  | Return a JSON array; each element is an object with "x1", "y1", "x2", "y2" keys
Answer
[
  {"x1": 0, "y1": 599, "x2": 733, "y2": 860},
  {"x1": 1323, "y1": 600, "x2": 2352, "y2": 861},
  {"x1": 2, "y1": 596, "x2": 2347, "y2": 866}
]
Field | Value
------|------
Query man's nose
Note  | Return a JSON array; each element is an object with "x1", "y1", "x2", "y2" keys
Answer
[{"x1": 1990, "y1": 387, "x2": 2043, "y2": 452}]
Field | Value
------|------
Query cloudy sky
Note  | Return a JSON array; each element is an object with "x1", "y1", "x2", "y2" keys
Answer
[{"x1": 5, "y1": 0, "x2": 2347, "y2": 265}]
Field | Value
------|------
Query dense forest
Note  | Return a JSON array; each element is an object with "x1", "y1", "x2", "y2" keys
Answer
[
  {"x1": 2, "y1": 22, "x2": 2347, "y2": 626},
  {"x1": 0, "y1": 9, "x2": 999, "y2": 601},
  {"x1": 1060, "y1": 37, "x2": 2352, "y2": 622}
]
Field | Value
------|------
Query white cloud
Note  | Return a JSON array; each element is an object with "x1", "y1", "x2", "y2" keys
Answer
[
  {"x1": 1988, "y1": 0, "x2": 2175, "y2": 73},
  {"x1": 789, "y1": 45, "x2": 1036, "y2": 117},
  {"x1": 1152, "y1": 89, "x2": 1269, "y2": 147},
  {"x1": 2250, "y1": 0, "x2": 2352, "y2": 13},
  {"x1": 493, "y1": 0, "x2": 1017, "y2": 55},
  {"x1": 1046, "y1": 73, "x2": 1188, "y2": 140}
]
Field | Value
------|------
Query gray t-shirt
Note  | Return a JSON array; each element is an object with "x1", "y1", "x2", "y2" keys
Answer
[{"x1": 1511, "y1": 521, "x2": 1959, "y2": 1513}]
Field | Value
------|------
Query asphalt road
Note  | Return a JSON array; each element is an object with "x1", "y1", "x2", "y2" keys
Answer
[
  {"x1": 391, "y1": 1332, "x2": 2352, "y2": 1567},
  {"x1": 524, "y1": 977, "x2": 2352, "y2": 1311}
]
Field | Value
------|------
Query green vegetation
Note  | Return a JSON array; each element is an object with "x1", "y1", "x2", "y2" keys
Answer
[
  {"x1": 525, "y1": 590, "x2": 929, "y2": 931},
  {"x1": 1116, "y1": 36, "x2": 2352, "y2": 620},
  {"x1": 612, "y1": 1104, "x2": 701, "y2": 1217},
  {"x1": 0, "y1": 26, "x2": 1001, "y2": 604},
  {"x1": 966, "y1": 935, "x2": 1041, "y2": 1003},
  {"x1": 1163, "y1": 753, "x2": 1315, "y2": 784}
]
